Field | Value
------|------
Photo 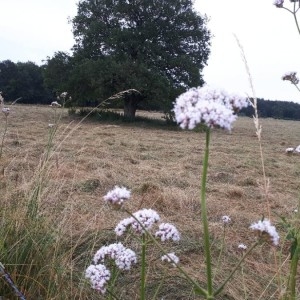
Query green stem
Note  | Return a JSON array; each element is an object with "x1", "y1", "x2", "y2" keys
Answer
[
  {"x1": 140, "y1": 233, "x2": 146, "y2": 300},
  {"x1": 287, "y1": 241, "x2": 299, "y2": 300},
  {"x1": 124, "y1": 209, "x2": 208, "y2": 297},
  {"x1": 108, "y1": 265, "x2": 120, "y2": 300},
  {"x1": 213, "y1": 226, "x2": 226, "y2": 281},
  {"x1": 201, "y1": 128, "x2": 213, "y2": 297},
  {"x1": 214, "y1": 241, "x2": 259, "y2": 296}
]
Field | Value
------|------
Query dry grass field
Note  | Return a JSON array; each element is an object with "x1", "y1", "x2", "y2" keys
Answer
[{"x1": 1, "y1": 104, "x2": 300, "y2": 299}]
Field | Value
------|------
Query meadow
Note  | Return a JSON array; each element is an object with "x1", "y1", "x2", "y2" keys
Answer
[{"x1": 0, "y1": 104, "x2": 300, "y2": 299}]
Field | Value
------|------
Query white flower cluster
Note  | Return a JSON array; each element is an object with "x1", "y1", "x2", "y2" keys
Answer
[
  {"x1": 273, "y1": 0, "x2": 284, "y2": 7},
  {"x1": 93, "y1": 242, "x2": 137, "y2": 270},
  {"x1": 238, "y1": 243, "x2": 247, "y2": 250},
  {"x1": 221, "y1": 215, "x2": 231, "y2": 224},
  {"x1": 2, "y1": 107, "x2": 10, "y2": 116},
  {"x1": 173, "y1": 86, "x2": 248, "y2": 131},
  {"x1": 250, "y1": 219, "x2": 280, "y2": 246},
  {"x1": 104, "y1": 186, "x2": 131, "y2": 206},
  {"x1": 282, "y1": 71, "x2": 299, "y2": 84},
  {"x1": 50, "y1": 101, "x2": 62, "y2": 108},
  {"x1": 161, "y1": 252, "x2": 180, "y2": 267},
  {"x1": 60, "y1": 92, "x2": 68, "y2": 98},
  {"x1": 115, "y1": 209, "x2": 160, "y2": 235},
  {"x1": 155, "y1": 223, "x2": 180, "y2": 242},
  {"x1": 85, "y1": 264, "x2": 111, "y2": 294}
]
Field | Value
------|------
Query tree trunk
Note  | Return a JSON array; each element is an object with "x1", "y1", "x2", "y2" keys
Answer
[{"x1": 123, "y1": 93, "x2": 141, "y2": 120}]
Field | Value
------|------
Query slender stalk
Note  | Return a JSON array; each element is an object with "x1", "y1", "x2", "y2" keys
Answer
[
  {"x1": 214, "y1": 241, "x2": 259, "y2": 296},
  {"x1": 0, "y1": 115, "x2": 8, "y2": 158},
  {"x1": 0, "y1": 262, "x2": 26, "y2": 300},
  {"x1": 124, "y1": 209, "x2": 208, "y2": 297},
  {"x1": 108, "y1": 265, "x2": 120, "y2": 300},
  {"x1": 140, "y1": 233, "x2": 146, "y2": 300},
  {"x1": 213, "y1": 226, "x2": 226, "y2": 281},
  {"x1": 201, "y1": 128, "x2": 213, "y2": 297},
  {"x1": 292, "y1": 1, "x2": 300, "y2": 36}
]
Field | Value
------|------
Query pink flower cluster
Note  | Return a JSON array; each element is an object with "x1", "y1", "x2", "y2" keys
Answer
[
  {"x1": 173, "y1": 86, "x2": 248, "y2": 130},
  {"x1": 155, "y1": 223, "x2": 180, "y2": 242},
  {"x1": 85, "y1": 264, "x2": 111, "y2": 294},
  {"x1": 93, "y1": 242, "x2": 137, "y2": 270},
  {"x1": 115, "y1": 208, "x2": 160, "y2": 235},
  {"x1": 103, "y1": 186, "x2": 131, "y2": 206},
  {"x1": 273, "y1": 0, "x2": 284, "y2": 8}
]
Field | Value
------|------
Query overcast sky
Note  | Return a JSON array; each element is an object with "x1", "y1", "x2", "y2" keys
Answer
[{"x1": 0, "y1": 0, "x2": 299, "y2": 102}]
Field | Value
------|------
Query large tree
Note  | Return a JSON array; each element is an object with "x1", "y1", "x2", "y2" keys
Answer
[{"x1": 69, "y1": 0, "x2": 210, "y2": 118}]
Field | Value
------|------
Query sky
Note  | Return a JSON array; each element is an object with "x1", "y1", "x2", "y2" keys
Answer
[{"x1": 0, "y1": 0, "x2": 300, "y2": 102}]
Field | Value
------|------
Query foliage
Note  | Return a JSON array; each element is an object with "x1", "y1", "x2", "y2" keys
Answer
[
  {"x1": 0, "y1": 60, "x2": 51, "y2": 104},
  {"x1": 42, "y1": 51, "x2": 73, "y2": 98},
  {"x1": 241, "y1": 98, "x2": 300, "y2": 120},
  {"x1": 50, "y1": 0, "x2": 211, "y2": 112}
]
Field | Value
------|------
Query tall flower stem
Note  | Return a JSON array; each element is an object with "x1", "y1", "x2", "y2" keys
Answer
[
  {"x1": 201, "y1": 128, "x2": 213, "y2": 297},
  {"x1": 214, "y1": 241, "x2": 259, "y2": 296},
  {"x1": 286, "y1": 238, "x2": 299, "y2": 300},
  {"x1": 124, "y1": 209, "x2": 208, "y2": 297},
  {"x1": 140, "y1": 233, "x2": 146, "y2": 300}
]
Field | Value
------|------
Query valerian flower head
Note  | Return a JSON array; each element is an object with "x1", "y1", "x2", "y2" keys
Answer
[
  {"x1": 282, "y1": 71, "x2": 299, "y2": 84},
  {"x1": 114, "y1": 209, "x2": 160, "y2": 236},
  {"x1": 93, "y1": 243, "x2": 137, "y2": 271},
  {"x1": 250, "y1": 219, "x2": 280, "y2": 246},
  {"x1": 273, "y1": 0, "x2": 284, "y2": 7},
  {"x1": 131, "y1": 208, "x2": 160, "y2": 233},
  {"x1": 2, "y1": 107, "x2": 10, "y2": 116},
  {"x1": 114, "y1": 247, "x2": 137, "y2": 270},
  {"x1": 155, "y1": 223, "x2": 180, "y2": 242},
  {"x1": 85, "y1": 264, "x2": 111, "y2": 294},
  {"x1": 173, "y1": 86, "x2": 248, "y2": 131},
  {"x1": 103, "y1": 186, "x2": 131, "y2": 207},
  {"x1": 221, "y1": 215, "x2": 231, "y2": 224},
  {"x1": 115, "y1": 217, "x2": 133, "y2": 236},
  {"x1": 50, "y1": 101, "x2": 62, "y2": 108},
  {"x1": 161, "y1": 252, "x2": 180, "y2": 267}
]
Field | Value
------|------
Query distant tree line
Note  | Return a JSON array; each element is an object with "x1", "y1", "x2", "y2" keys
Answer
[
  {"x1": 0, "y1": 60, "x2": 53, "y2": 104},
  {"x1": 1, "y1": 58, "x2": 300, "y2": 121},
  {"x1": 241, "y1": 98, "x2": 300, "y2": 120}
]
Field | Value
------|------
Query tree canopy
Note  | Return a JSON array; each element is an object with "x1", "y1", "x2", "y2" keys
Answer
[
  {"x1": 0, "y1": 60, "x2": 51, "y2": 104},
  {"x1": 53, "y1": 0, "x2": 211, "y2": 117}
]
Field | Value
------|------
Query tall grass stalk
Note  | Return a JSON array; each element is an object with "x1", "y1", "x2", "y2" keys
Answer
[{"x1": 0, "y1": 114, "x2": 8, "y2": 159}]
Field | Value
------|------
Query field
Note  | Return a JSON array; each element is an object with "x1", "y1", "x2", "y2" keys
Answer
[{"x1": 1, "y1": 104, "x2": 300, "y2": 299}]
